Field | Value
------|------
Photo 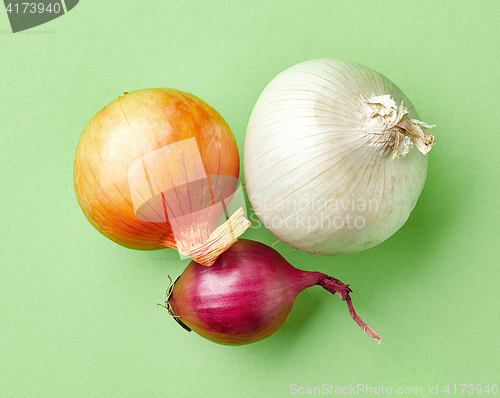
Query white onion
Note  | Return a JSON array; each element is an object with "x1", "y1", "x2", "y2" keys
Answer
[{"x1": 244, "y1": 59, "x2": 435, "y2": 255}]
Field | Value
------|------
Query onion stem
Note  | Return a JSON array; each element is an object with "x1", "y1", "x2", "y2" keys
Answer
[{"x1": 318, "y1": 275, "x2": 381, "y2": 343}]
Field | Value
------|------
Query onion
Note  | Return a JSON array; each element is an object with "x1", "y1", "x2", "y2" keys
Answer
[
  {"x1": 164, "y1": 239, "x2": 380, "y2": 345},
  {"x1": 244, "y1": 59, "x2": 435, "y2": 255},
  {"x1": 74, "y1": 88, "x2": 250, "y2": 265}
]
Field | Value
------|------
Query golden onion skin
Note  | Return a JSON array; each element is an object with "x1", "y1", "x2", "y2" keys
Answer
[{"x1": 74, "y1": 89, "x2": 239, "y2": 250}]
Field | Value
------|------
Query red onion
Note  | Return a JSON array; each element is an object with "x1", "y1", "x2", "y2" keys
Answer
[{"x1": 163, "y1": 239, "x2": 380, "y2": 345}]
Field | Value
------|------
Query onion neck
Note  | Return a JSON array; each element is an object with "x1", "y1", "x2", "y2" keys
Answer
[
  {"x1": 174, "y1": 208, "x2": 251, "y2": 266},
  {"x1": 365, "y1": 94, "x2": 435, "y2": 159},
  {"x1": 317, "y1": 274, "x2": 381, "y2": 343},
  {"x1": 292, "y1": 269, "x2": 380, "y2": 343}
]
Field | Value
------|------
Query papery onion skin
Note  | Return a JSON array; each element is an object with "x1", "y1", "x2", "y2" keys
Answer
[
  {"x1": 244, "y1": 59, "x2": 434, "y2": 256},
  {"x1": 167, "y1": 239, "x2": 379, "y2": 345},
  {"x1": 74, "y1": 88, "x2": 239, "y2": 251}
]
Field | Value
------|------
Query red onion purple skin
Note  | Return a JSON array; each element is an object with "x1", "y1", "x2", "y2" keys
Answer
[{"x1": 168, "y1": 239, "x2": 380, "y2": 345}]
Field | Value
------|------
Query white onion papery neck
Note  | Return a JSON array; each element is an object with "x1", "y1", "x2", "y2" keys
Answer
[{"x1": 365, "y1": 95, "x2": 435, "y2": 159}]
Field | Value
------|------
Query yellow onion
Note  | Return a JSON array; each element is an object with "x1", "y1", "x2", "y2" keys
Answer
[{"x1": 74, "y1": 88, "x2": 250, "y2": 265}]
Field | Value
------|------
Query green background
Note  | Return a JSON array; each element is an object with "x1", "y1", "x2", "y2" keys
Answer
[{"x1": 1, "y1": 1, "x2": 499, "y2": 397}]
